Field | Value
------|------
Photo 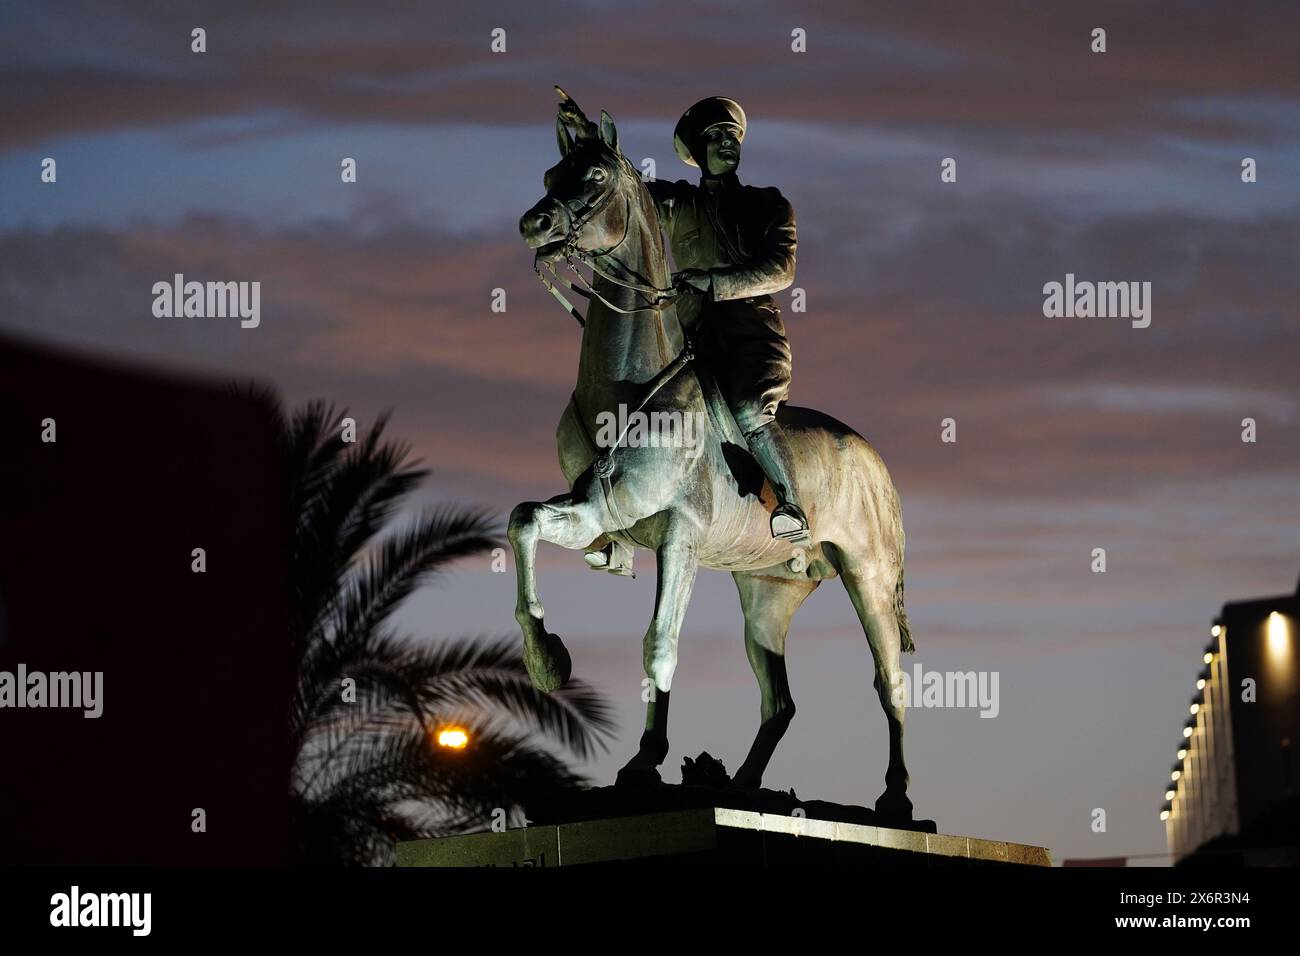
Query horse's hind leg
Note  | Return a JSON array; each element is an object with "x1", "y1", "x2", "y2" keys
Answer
[
  {"x1": 839, "y1": 556, "x2": 912, "y2": 820},
  {"x1": 730, "y1": 572, "x2": 819, "y2": 790},
  {"x1": 508, "y1": 488, "x2": 606, "y2": 692}
]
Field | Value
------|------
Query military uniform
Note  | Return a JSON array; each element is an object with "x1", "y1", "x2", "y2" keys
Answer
[
  {"x1": 647, "y1": 172, "x2": 796, "y2": 435},
  {"x1": 645, "y1": 95, "x2": 810, "y2": 544}
]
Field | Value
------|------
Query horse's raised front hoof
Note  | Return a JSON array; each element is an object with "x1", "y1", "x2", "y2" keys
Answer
[
  {"x1": 874, "y1": 788, "x2": 914, "y2": 823},
  {"x1": 523, "y1": 631, "x2": 572, "y2": 693},
  {"x1": 614, "y1": 762, "x2": 663, "y2": 789}
]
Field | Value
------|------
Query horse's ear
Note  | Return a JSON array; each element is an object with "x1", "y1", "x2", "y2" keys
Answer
[
  {"x1": 556, "y1": 114, "x2": 575, "y2": 157},
  {"x1": 599, "y1": 110, "x2": 618, "y2": 151}
]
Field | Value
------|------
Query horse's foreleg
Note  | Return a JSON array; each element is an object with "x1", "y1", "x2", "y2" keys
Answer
[
  {"x1": 616, "y1": 527, "x2": 698, "y2": 787},
  {"x1": 508, "y1": 492, "x2": 606, "y2": 692}
]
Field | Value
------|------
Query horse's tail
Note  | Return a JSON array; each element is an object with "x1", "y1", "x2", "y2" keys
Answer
[
  {"x1": 895, "y1": 566, "x2": 915, "y2": 654},
  {"x1": 886, "y1": 473, "x2": 914, "y2": 655}
]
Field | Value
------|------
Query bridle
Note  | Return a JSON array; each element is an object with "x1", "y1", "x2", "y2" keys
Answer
[
  {"x1": 533, "y1": 153, "x2": 678, "y2": 327},
  {"x1": 529, "y1": 148, "x2": 697, "y2": 526}
]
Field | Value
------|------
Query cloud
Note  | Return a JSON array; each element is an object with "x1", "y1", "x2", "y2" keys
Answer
[
  {"x1": 2, "y1": 190, "x2": 1298, "y2": 518},
  {"x1": 3, "y1": 0, "x2": 1299, "y2": 151}
]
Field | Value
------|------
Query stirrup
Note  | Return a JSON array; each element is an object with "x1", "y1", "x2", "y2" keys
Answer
[{"x1": 771, "y1": 504, "x2": 811, "y2": 545}]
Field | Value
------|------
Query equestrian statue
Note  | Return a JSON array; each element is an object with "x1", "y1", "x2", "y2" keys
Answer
[{"x1": 512, "y1": 88, "x2": 916, "y2": 819}]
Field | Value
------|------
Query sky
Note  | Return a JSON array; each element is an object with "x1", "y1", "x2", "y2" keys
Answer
[{"x1": 2, "y1": 0, "x2": 1298, "y2": 864}]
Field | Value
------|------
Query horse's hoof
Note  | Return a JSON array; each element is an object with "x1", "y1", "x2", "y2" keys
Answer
[
  {"x1": 786, "y1": 548, "x2": 808, "y2": 574},
  {"x1": 523, "y1": 632, "x2": 571, "y2": 692},
  {"x1": 615, "y1": 763, "x2": 662, "y2": 789},
  {"x1": 874, "y1": 788, "x2": 914, "y2": 823}
]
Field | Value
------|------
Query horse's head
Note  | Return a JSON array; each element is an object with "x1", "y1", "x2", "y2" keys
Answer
[{"x1": 519, "y1": 101, "x2": 635, "y2": 264}]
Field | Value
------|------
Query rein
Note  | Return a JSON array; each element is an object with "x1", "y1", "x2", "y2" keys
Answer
[{"x1": 533, "y1": 164, "x2": 678, "y2": 326}]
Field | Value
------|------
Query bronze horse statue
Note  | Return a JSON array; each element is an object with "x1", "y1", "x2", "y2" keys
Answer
[{"x1": 512, "y1": 93, "x2": 916, "y2": 818}]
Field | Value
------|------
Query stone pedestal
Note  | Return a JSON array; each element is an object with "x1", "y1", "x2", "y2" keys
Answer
[{"x1": 396, "y1": 807, "x2": 1052, "y2": 867}]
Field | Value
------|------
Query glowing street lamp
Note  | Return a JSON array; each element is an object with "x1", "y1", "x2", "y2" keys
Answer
[{"x1": 436, "y1": 726, "x2": 470, "y2": 750}]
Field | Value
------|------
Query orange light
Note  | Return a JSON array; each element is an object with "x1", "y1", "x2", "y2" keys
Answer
[{"x1": 436, "y1": 727, "x2": 470, "y2": 749}]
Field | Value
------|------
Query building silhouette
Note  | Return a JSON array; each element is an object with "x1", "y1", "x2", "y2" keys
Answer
[
  {"x1": 0, "y1": 335, "x2": 297, "y2": 864},
  {"x1": 1162, "y1": 573, "x2": 1300, "y2": 865}
]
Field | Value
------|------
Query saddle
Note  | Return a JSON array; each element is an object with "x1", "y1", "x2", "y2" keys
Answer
[{"x1": 568, "y1": 356, "x2": 761, "y2": 498}]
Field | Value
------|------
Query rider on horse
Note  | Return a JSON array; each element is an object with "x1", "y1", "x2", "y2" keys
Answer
[{"x1": 560, "y1": 95, "x2": 811, "y2": 576}]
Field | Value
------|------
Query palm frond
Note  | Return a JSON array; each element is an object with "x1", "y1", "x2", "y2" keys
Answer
[
  {"x1": 272, "y1": 397, "x2": 614, "y2": 865},
  {"x1": 327, "y1": 508, "x2": 501, "y2": 655}
]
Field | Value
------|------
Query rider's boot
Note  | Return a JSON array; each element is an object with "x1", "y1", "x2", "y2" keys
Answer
[
  {"x1": 745, "y1": 421, "x2": 812, "y2": 545},
  {"x1": 583, "y1": 539, "x2": 635, "y2": 577}
]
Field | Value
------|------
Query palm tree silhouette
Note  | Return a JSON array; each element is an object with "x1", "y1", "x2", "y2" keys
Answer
[{"x1": 269, "y1": 398, "x2": 613, "y2": 865}]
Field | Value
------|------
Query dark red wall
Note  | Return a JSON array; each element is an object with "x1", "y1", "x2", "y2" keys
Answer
[{"x1": 0, "y1": 335, "x2": 297, "y2": 864}]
